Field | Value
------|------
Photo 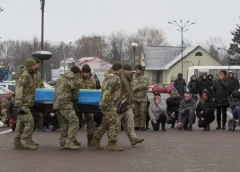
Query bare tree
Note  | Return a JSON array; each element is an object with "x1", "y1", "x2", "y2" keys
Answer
[{"x1": 136, "y1": 26, "x2": 167, "y2": 46}]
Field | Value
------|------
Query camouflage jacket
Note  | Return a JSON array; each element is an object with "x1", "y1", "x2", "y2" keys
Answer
[
  {"x1": 120, "y1": 73, "x2": 133, "y2": 109},
  {"x1": 34, "y1": 71, "x2": 45, "y2": 88},
  {"x1": 132, "y1": 73, "x2": 148, "y2": 103},
  {"x1": 79, "y1": 76, "x2": 96, "y2": 89},
  {"x1": 100, "y1": 71, "x2": 122, "y2": 112},
  {"x1": 53, "y1": 71, "x2": 80, "y2": 110},
  {"x1": 1, "y1": 97, "x2": 11, "y2": 109},
  {"x1": 15, "y1": 67, "x2": 35, "y2": 107}
]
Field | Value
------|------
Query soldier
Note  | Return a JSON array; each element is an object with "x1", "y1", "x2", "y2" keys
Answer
[
  {"x1": 13, "y1": 58, "x2": 38, "y2": 150},
  {"x1": 90, "y1": 62, "x2": 123, "y2": 151},
  {"x1": 119, "y1": 64, "x2": 144, "y2": 145},
  {"x1": 53, "y1": 65, "x2": 81, "y2": 150},
  {"x1": 1, "y1": 90, "x2": 13, "y2": 125},
  {"x1": 79, "y1": 64, "x2": 96, "y2": 145},
  {"x1": 32, "y1": 57, "x2": 45, "y2": 88},
  {"x1": 132, "y1": 64, "x2": 148, "y2": 131}
]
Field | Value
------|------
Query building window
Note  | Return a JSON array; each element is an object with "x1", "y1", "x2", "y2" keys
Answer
[{"x1": 195, "y1": 52, "x2": 203, "y2": 56}]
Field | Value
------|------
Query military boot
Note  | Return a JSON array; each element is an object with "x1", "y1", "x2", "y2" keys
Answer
[
  {"x1": 13, "y1": 140, "x2": 25, "y2": 150},
  {"x1": 64, "y1": 142, "x2": 80, "y2": 150},
  {"x1": 108, "y1": 141, "x2": 123, "y2": 151},
  {"x1": 87, "y1": 135, "x2": 93, "y2": 146},
  {"x1": 74, "y1": 139, "x2": 81, "y2": 146},
  {"x1": 90, "y1": 138, "x2": 103, "y2": 150},
  {"x1": 131, "y1": 137, "x2": 144, "y2": 145},
  {"x1": 161, "y1": 123, "x2": 166, "y2": 131},
  {"x1": 29, "y1": 139, "x2": 39, "y2": 146},
  {"x1": 24, "y1": 140, "x2": 38, "y2": 150}
]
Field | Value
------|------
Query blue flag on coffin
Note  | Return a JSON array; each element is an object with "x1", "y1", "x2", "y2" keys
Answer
[{"x1": 34, "y1": 89, "x2": 101, "y2": 106}]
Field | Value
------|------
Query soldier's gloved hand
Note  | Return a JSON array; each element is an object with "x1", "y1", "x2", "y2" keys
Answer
[
  {"x1": 181, "y1": 109, "x2": 185, "y2": 114},
  {"x1": 99, "y1": 102, "x2": 106, "y2": 111}
]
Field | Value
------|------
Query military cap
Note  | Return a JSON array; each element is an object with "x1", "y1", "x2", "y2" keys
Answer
[
  {"x1": 25, "y1": 58, "x2": 37, "y2": 67},
  {"x1": 135, "y1": 64, "x2": 143, "y2": 71},
  {"x1": 123, "y1": 64, "x2": 132, "y2": 71},
  {"x1": 112, "y1": 61, "x2": 122, "y2": 71},
  {"x1": 32, "y1": 57, "x2": 41, "y2": 64},
  {"x1": 70, "y1": 65, "x2": 81, "y2": 74},
  {"x1": 82, "y1": 64, "x2": 91, "y2": 73}
]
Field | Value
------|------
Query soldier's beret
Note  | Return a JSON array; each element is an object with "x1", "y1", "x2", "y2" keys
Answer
[
  {"x1": 82, "y1": 64, "x2": 91, "y2": 73},
  {"x1": 25, "y1": 58, "x2": 37, "y2": 67},
  {"x1": 123, "y1": 64, "x2": 132, "y2": 71},
  {"x1": 135, "y1": 64, "x2": 143, "y2": 71},
  {"x1": 112, "y1": 61, "x2": 122, "y2": 71}
]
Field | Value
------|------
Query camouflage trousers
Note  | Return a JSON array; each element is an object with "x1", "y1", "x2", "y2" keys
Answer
[
  {"x1": 84, "y1": 113, "x2": 95, "y2": 136},
  {"x1": 94, "y1": 111, "x2": 120, "y2": 142},
  {"x1": 56, "y1": 110, "x2": 79, "y2": 145},
  {"x1": 118, "y1": 108, "x2": 137, "y2": 142},
  {"x1": 133, "y1": 102, "x2": 147, "y2": 128},
  {"x1": 14, "y1": 106, "x2": 34, "y2": 143}
]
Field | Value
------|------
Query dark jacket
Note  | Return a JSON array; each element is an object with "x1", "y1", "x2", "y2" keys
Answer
[
  {"x1": 174, "y1": 73, "x2": 186, "y2": 97},
  {"x1": 7, "y1": 98, "x2": 18, "y2": 121},
  {"x1": 196, "y1": 90, "x2": 215, "y2": 122},
  {"x1": 95, "y1": 77, "x2": 101, "y2": 90},
  {"x1": 199, "y1": 74, "x2": 210, "y2": 94},
  {"x1": 227, "y1": 76, "x2": 239, "y2": 94},
  {"x1": 212, "y1": 79, "x2": 229, "y2": 107},
  {"x1": 208, "y1": 75, "x2": 214, "y2": 88},
  {"x1": 230, "y1": 89, "x2": 240, "y2": 109},
  {"x1": 188, "y1": 75, "x2": 199, "y2": 94},
  {"x1": 178, "y1": 98, "x2": 196, "y2": 122},
  {"x1": 166, "y1": 95, "x2": 182, "y2": 115}
]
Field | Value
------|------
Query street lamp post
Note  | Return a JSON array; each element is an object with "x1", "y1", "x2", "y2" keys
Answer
[
  {"x1": 168, "y1": 20, "x2": 196, "y2": 77},
  {"x1": 131, "y1": 42, "x2": 138, "y2": 68},
  {"x1": 40, "y1": 0, "x2": 45, "y2": 50}
]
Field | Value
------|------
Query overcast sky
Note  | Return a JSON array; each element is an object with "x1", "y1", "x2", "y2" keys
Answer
[{"x1": 1, "y1": 0, "x2": 240, "y2": 47}]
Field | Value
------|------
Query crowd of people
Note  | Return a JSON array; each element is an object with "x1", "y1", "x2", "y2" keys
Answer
[{"x1": 2, "y1": 56, "x2": 240, "y2": 152}]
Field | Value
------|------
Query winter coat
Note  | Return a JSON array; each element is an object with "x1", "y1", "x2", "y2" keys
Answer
[
  {"x1": 199, "y1": 74, "x2": 210, "y2": 94},
  {"x1": 166, "y1": 95, "x2": 182, "y2": 115},
  {"x1": 188, "y1": 75, "x2": 199, "y2": 94},
  {"x1": 212, "y1": 79, "x2": 229, "y2": 107},
  {"x1": 196, "y1": 90, "x2": 215, "y2": 122},
  {"x1": 148, "y1": 99, "x2": 167, "y2": 121},
  {"x1": 230, "y1": 89, "x2": 240, "y2": 109},
  {"x1": 178, "y1": 98, "x2": 196, "y2": 122},
  {"x1": 174, "y1": 73, "x2": 186, "y2": 97},
  {"x1": 7, "y1": 98, "x2": 18, "y2": 121},
  {"x1": 227, "y1": 76, "x2": 239, "y2": 94}
]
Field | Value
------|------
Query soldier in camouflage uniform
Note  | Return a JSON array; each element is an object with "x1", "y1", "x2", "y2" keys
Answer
[
  {"x1": 1, "y1": 90, "x2": 13, "y2": 124},
  {"x1": 53, "y1": 66, "x2": 81, "y2": 150},
  {"x1": 132, "y1": 64, "x2": 148, "y2": 131},
  {"x1": 79, "y1": 64, "x2": 96, "y2": 145},
  {"x1": 90, "y1": 62, "x2": 123, "y2": 151},
  {"x1": 13, "y1": 58, "x2": 38, "y2": 150},
  {"x1": 32, "y1": 57, "x2": 45, "y2": 88},
  {"x1": 119, "y1": 64, "x2": 144, "y2": 145}
]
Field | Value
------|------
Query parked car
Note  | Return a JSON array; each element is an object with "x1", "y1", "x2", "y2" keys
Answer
[
  {"x1": 0, "y1": 82, "x2": 15, "y2": 92},
  {"x1": 152, "y1": 83, "x2": 174, "y2": 94}
]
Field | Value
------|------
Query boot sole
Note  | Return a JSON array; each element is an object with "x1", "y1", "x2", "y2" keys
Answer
[{"x1": 108, "y1": 149, "x2": 123, "y2": 151}]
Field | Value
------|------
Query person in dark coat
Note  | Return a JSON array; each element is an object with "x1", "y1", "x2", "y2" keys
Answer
[
  {"x1": 196, "y1": 89, "x2": 215, "y2": 131},
  {"x1": 166, "y1": 88, "x2": 182, "y2": 128},
  {"x1": 174, "y1": 73, "x2": 186, "y2": 97},
  {"x1": 212, "y1": 70, "x2": 229, "y2": 130},
  {"x1": 230, "y1": 89, "x2": 240, "y2": 122},
  {"x1": 6, "y1": 98, "x2": 18, "y2": 131},
  {"x1": 199, "y1": 74, "x2": 210, "y2": 96},
  {"x1": 207, "y1": 74, "x2": 214, "y2": 98},
  {"x1": 177, "y1": 92, "x2": 196, "y2": 131},
  {"x1": 227, "y1": 71, "x2": 239, "y2": 95},
  {"x1": 188, "y1": 75, "x2": 199, "y2": 101}
]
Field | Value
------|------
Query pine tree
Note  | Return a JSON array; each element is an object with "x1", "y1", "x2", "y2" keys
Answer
[{"x1": 228, "y1": 24, "x2": 240, "y2": 65}]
